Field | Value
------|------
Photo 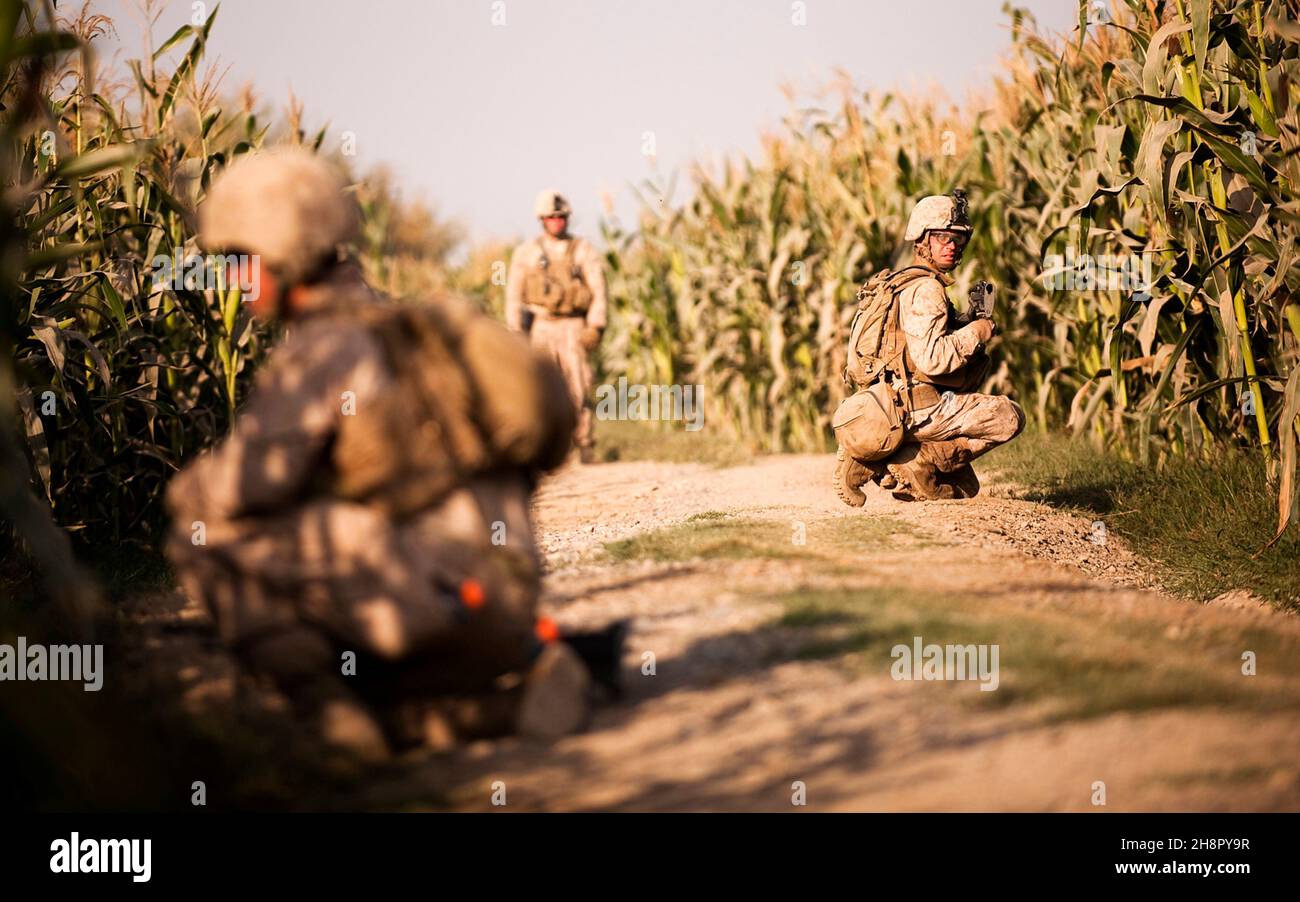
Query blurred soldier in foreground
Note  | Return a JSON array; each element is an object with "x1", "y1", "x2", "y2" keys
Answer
[
  {"x1": 833, "y1": 190, "x2": 1024, "y2": 503},
  {"x1": 165, "y1": 149, "x2": 602, "y2": 761},
  {"x1": 505, "y1": 189, "x2": 607, "y2": 463}
]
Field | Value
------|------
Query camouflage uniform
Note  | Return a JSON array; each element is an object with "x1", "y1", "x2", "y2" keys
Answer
[
  {"x1": 895, "y1": 266, "x2": 1024, "y2": 460},
  {"x1": 166, "y1": 151, "x2": 584, "y2": 758},
  {"x1": 835, "y1": 192, "x2": 1024, "y2": 504},
  {"x1": 166, "y1": 285, "x2": 546, "y2": 684},
  {"x1": 505, "y1": 191, "x2": 607, "y2": 458}
]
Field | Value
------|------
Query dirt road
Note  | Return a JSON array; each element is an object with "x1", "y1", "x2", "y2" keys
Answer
[
  {"x1": 376, "y1": 453, "x2": 1300, "y2": 812},
  {"x1": 127, "y1": 452, "x2": 1300, "y2": 812}
]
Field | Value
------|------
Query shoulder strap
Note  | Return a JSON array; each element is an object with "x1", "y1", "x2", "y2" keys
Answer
[
  {"x1": 843, "y1": 306, "x2": 869, "y2": 388},
  {"x1": 884, "y1": 267, "x2": 951, "y2": 413},
  {"x1": 886, "y1": 265, "x2": 935, "y2": 293}
]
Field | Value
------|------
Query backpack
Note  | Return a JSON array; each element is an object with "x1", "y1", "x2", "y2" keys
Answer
[
  {"x1": 332, "y1": 296, "x2": 574, "y2": 517},
  {"x1": 842, "y1": 265, "x2": 932, "y2": 390},
  {"x1": 833, "y1": 265, "x2": 935, "y2": 463}
]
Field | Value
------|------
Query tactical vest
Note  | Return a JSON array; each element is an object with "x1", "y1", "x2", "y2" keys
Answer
[
  {"x1": 845, "y1": 266, "x2": 986, "y2": 413},
  {"x1": 331, "y1": 297, "x2": 574, "y2": 518},
  {"x1": 521, "y1": 239, "x2": 594, "y2": 316}
]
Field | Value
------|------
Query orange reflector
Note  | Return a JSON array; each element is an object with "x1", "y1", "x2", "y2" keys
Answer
[
  {"x1": 534, "y1": 616, "x2": 560, "y2": 644},
  {"x1": 459, "y1": 579, "x2": 486, "y2": 610}
]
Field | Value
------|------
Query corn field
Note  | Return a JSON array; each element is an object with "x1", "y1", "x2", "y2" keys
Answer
[
  {"x1": 5, "y1": 0, "x2": 1300, "y2": 559},
  {"x1": 601, "y1": 0, "x2": 1300, "y2": 540},
  {"x1": 1, "y1": 1, "x2": 458, "y2": 557},
  {"x1": 1, "y1": 1, "x2": 297, "y2": 554}
]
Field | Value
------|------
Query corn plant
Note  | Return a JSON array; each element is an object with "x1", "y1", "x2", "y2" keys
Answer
[
  {"x1": 3, "y1": 0, "x2": 282, "y2": 551},
  {"x1": 603, "y1": 0, "x2": 1300, "y2": 540}
]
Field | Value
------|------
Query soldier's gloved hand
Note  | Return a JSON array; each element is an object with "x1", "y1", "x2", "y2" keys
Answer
[
  {"x1": 968, "y1": 318, "x2": 995, "y2": 345},
  {"x1": 580, "y1": 325, "x2": 603, "y2": 351}
]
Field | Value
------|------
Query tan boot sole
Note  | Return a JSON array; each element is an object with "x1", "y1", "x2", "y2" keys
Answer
[
  {"x1": 887, "y1": 463, "x2": 954, "y2": 502},
  {"x1": 319, "y1": 698, "x2": 391, "y2": 763},
  {"x1": 517, "y1": 643, "x2": 591, "y2": 740},
  {"x1": 834, "y1": 446, "x2": 868, "y2": 508}
]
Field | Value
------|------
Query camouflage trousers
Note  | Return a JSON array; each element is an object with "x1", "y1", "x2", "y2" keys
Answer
[
  {"x1": 906, "y1": 390, "x2": 1026, "y2": 458},
  {"x1": 529, "y1": 315, "x2": 594, "y2": 450},
  {"x1": 167, "y1": 476, "x2": 543, "y2": 698}
]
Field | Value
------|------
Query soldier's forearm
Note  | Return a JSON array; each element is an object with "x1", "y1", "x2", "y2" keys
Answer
[
  {"x1": 911, "y1": 330, "x2": 981, "y2": 376},
  {"x1": 504, "y1": 293, "x2": 523, "y2": 331},
  {"x1": 584, "y1": 271, "x2": 608, "y2": 329}
]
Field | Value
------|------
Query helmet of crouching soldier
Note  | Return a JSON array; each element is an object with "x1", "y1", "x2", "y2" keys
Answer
[
  {"x1": 903, "y1": 189, "x2": 972, "y2": 243},
  {"x1": 200, "y1": 147, "x2": 360, "y2": 286}
]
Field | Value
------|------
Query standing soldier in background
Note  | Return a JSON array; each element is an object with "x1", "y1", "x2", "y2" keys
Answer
[
  {"x1": 165, "y1": 149, "x2": 594, "y2": 762},
  {"x1": 506, "y1": 189, "x2": 607, "y2": 463},
  {"x1": 833, "y1": 190, "x2": 1024, "y2": 504}
]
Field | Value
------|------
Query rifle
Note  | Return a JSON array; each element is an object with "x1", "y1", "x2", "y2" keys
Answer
[{"x1": 968, "y1": 280, "x2": 996, "y2": 320}]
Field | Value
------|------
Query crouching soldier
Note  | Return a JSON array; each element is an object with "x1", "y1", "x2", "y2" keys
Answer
[
  {"x1": 165, "y1": 149, "x2": 594, "y2": 760},
  {"x1": 833, "y1": 190, "x2": 1024, "y2": 503}
]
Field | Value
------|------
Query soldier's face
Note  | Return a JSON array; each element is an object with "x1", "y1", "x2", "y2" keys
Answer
[
  {"x1": 541, "y1": 215, "x2": 568, "y2": 237},
  {"x1": 236, "y1": 258, "x2": 281, "y2": 320},
  {"x1": 926, "y1": 230, "x2": 968, "y2": 270}
]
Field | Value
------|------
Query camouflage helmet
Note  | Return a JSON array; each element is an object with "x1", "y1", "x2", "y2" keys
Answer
[
  {"x1": 199, "y1": 147, "x2": 360, "y2": 284},
  {"x1": 534, "y1": 188, "x2": 572, "y2": 218},
  {"x1": 903, "y1": 189, "x2": 972, "y2": 242}
]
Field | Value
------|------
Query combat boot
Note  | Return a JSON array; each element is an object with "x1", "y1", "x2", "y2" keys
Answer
[
  {"x1": 927, "y1": 438, "x2": 980, "y2": 499},
  {"x1": 834, "y1": 445, "x2": 871, "y2": 508},
  {"x1": 242, "y1": 626, "x2": 391, "y2": 762},
  {"x1": 516, "y1": 642, "x2": 591, "y2": 740},
  {"x1": 390, "y1": 693, "x2": 524, "y2": 749},
  {"x1": 926, "y1": 438, "x2": 977, "y2": 473},
  {"x1": 943, "y1": 464, "x2": 981, "y2": 498},
  {"x1": 887, "y1": 443, "x2": 954, "y2": 502},
  {"x1": 314, "y1": 685, "x2": 391, "y2": 763}
]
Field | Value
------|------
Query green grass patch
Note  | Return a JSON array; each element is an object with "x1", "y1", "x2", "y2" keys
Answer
[
  {"x1": 1157, "y1": 765, "x2": 1276, "y2": 788},
  {"x1": 602, "y1": 515, "x2": 918, "y2": 564},
  {"x1": 984, "y1": 432, "x2": 1300, "y2": 610},
  {"x1": 595, "y1": 419, "x2": 756, "y2": 467},
  {"x1": 685, "y1": 511, "x2": 730, "y2": 522},
  {"x1": 766, "y1": 585, "x2": 1300, "y2": 722}
]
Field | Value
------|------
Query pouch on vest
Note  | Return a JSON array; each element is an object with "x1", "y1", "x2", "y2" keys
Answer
[
  {"x1": 522, "y1": 240, "x2": 594, "y2": 316},
  {"x1": 332, "y1": 298, "x2": 575, "y2": 517},
  {"x1": 832, "y1": 380, "x2": 904, "y2": 462}
]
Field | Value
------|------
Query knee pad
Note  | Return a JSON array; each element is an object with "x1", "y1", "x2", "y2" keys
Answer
[{"x1": 993, "y1": 398, "x2": 1026, "y2": 442}]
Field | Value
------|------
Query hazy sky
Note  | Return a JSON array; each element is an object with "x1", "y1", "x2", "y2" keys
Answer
[{"x1": 94, "y1": 0, "x2": 1077, "y2": 245}]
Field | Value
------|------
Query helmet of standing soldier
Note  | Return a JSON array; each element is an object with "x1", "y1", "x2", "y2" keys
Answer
[
  {"x1": 199, "y1": 147, "x2": 360, "y2": 285},
  {"x1": 904, "y1": 189, "x2": 972, "y2": 242},
  {"x1": 534, "y1": 188, "x2": 572, "y2": 219}
]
